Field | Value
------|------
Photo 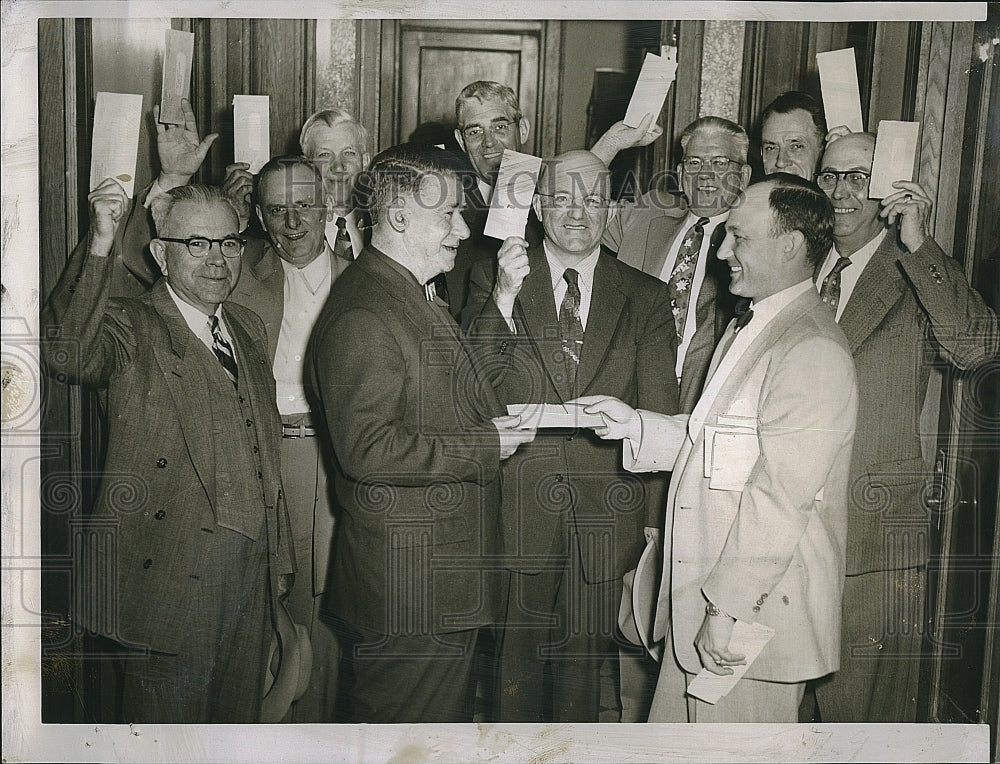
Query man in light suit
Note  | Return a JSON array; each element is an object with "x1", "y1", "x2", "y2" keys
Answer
[
  {"x1": 586, "y1": 174, "x2": 859, "y2": 722},
  {"x1": 602, "y1": 116, "x2": 752, "y2": 413},
  {"x1": 809, "y1": 132, "x2": 999, "y2": 722},
  {"x1": 308, "y1": 145, "x2": 534, "y2": 722},
  {"x1": 227, "y1": 155, "x2": 351, "y2": 721},
  {"x1": 42, "y1": 181, "x2": 291, "y2": 723},
  {"x1": 464, "y1": 150, "x2": 678, "y2": 722}
]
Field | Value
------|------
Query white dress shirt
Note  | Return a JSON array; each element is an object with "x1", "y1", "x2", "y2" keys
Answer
[
  {"x1": 544, "y1": 243, "x2": 601, "y2": 331},
  {"x1": 273, "y1": 249, "x2": 332, "y2": 415},
  {"x1": 165, "y1": 282, "x2": 233, "y2": 352},
  {"x1": 657, "y1": 210, "x2": 729, "y2": 379},
  {"x1": 814, "y1": 229, "x2": 887, "y2": 321}
]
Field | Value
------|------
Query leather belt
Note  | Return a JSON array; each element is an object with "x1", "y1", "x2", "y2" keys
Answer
[{"x1": 281, "y1": 423, "x2": 317, "y2": 439}]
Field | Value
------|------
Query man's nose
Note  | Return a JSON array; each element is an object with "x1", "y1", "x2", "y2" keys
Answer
[
  {"x1": 285, "y1": 207, "x2": 302, "y2": 228},
  {"x1": 205, "y1": 241, "x2": 227, "y2": 265},
  {"x1": 482, "y1": 128, "x2": 497, "y2": 147},
  {"x1": 775, "y1": 147, "x2": 790, "y2": 168},
  {"x1": 831, "y1": 176, "x2": 852, "y2": 198},
  {"x1": 453, "y1": 211, "x2": 471, "y2": 240}
]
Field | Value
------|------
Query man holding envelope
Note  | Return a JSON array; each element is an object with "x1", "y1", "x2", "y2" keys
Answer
[
  {"x1": 464, "y1": 150, "x2": 678, "y2": 722},
  {"x1": 810, "y1": 132, "x2": 1000, "y2": 722},
  {"x1": 584, "y1": 175, "x2": 858, "y2": 722}
]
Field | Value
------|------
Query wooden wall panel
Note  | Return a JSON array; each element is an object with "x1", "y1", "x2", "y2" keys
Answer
[{"x1": 250, "y1": 19, "x2": 316, "y2": 158}]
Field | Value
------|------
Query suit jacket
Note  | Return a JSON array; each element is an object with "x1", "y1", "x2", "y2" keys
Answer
[
  {"x1": 307, "y1": 247, "x2": 506, "y2": 635},
  {"x1": 838, "y1": 235, "x2": 999, "y2": 574},
  {"x1": 465, "y1": 245, "x2": 678, "y2": 583},
  {"x1": 41, "y1": 246, "x2": 291, "y2": 655},
  {"x1": 602, "y1": 189, "x2": 736, "y2": 413},
  {"x1": 631, "y1": 287, "x2": 858, "y2": 681}
]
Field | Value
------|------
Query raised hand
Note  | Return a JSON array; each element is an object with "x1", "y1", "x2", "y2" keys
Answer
[
  {"x1": 492, "y1": 235, "x2": 530, "y2": 314},
  {"x1": 87, "y1": 178, "x2": 129, "y2": 257},
  {"x1": 222, "y1": 162, "x2": 254, "y2": 232},
  {"x1": 591, "y1": 114, "x2": 663, "y2": 165},
  {"x1": 880, "y1": 180, "x2": 932, "y2": 253},
  {"x1": 153, "y1": 98, "x2": 218, "y2": 190}
]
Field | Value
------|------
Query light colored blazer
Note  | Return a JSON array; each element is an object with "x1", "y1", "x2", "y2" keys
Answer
[{"x1": 629, "y1": 288, "x2": 858, "y2": 682}]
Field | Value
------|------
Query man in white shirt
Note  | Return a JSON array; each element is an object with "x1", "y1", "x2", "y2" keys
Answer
[
  {"x1": 227, "y1": 155, "x2": 351, "y2": 722},
  {"x1": 602, "y1": 116, "x2": 752, "y2": 413},
  {"x1": 809, "y1": 132, "x2": 999, "y2": 723},
  {"x1": 583, "y1": 174, "x2": 858, "y2": 722},
  {"x1": 464, "y1": 150, "x2": 678, "y2": 722}
]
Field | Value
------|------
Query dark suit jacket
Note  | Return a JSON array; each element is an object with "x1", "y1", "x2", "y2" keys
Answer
[
  {"x1": 602, "y1": 189, "x2": 735, "y2": 413},
  {"x1": 41, "y1": 246, "x2": 291, "y2": 655},
  {"x1": 308, "y1": 247, "x2": 506, "y2": 635},
  {"x1": 465, "y1": 245, "x2": 679, "y2": 583},
  {"x1": 838, "y1": 234, "x2": 999, "y2": 574}
]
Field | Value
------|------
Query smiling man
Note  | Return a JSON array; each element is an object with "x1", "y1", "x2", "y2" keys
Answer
[
  {"x1": 809, "y1": 131, "x2": 999, "y2": 723},
  {"x1": 759, "y1": 91, "x2": 827, "y2": 180},
  {"x1": 226, "y1": 155, "x2": 352, "y2": 722},
  {"x1": 464, "y1": 150, "x2": 678, "y2": 722},
  {"x1": 584, "y1": 174, "x2": 858, "y2": 722},
  {"x1": 308, "y1": 144, "x2": 534, "y2": 723},
  {"x1": 604, "y1": 116, "x2": 752, "y2": 413},
  {"x1": 42, "y1": 181, "x2": 291, "y2": 722}
]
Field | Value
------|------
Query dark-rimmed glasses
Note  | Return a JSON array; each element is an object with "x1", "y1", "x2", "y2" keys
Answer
[
  {"x1": 160, "y1": 236, "x2": 246, "y2": 258},
  {"x1": 815, "y1": 170, "x2": 871, "y2": 192}
]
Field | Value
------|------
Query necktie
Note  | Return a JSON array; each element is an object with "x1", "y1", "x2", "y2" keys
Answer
[
  {"x1": 819, "y1": 256, "x2": 852, "y2": 313},
  {"x1": 559, "y1": 268, "x2": 584, "y2": 389},
  {"x1": 666, "y1": 216, "x2": 710, "y2": 341},
  {"x1": 209, "y1": 315, "x2": 238, "y2": 387},
  {"x1": 333, "y1": 216, "x2": 354, "y2": 261}
]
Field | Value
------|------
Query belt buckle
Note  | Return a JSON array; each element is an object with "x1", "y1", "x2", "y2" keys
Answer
[{"x1": 283, "y1": 423, "x2": 303, "y2": 439}]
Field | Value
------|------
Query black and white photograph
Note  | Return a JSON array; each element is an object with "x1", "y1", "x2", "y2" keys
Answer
[{"x1": 2, "y1": 1, "x2": 998, "y2": 761}]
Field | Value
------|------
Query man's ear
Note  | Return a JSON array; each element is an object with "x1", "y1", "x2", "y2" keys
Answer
[
  {"x1": 784, "y1": 229, "x2": 805, "y2": 258},
  {"x1": 362, "y1": 152, "x2": 371, "y2": 170},
  {"x1": 256, "y1": 205, "x2": 267, "y2": 233},
  {"x1": 150, "y1": 239, "x2": 168, "y2": 276},
  {"x1": 739, "y1": 163, "x2": 752, "y2": 190},
  {"x1": 454, "y1": 129, "x2": 466, "y2": 154},
  {"x1": 387, "y1": 196, "x2": 408, "y2": 233},
  {"x1": 531, "y1": 194, "x2": 543, "y2": 223},
  {"x1": 517, "y1": 117, "x2": 530, "y2": 145}
]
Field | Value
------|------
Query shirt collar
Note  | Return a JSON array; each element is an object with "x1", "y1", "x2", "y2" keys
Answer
[
  {"x1": 834, "y1": 227, "x2": 887, "y2": 265},
  {"x1": 543, "y1": 242, "x2": 601, "y2": 293},
  {"x1": 747, "y1": 279, "x2": 814, "y2": 326},
  {"x1": 165, "y1": 282, "x2": 220, "y2": 330},
  {"x1": 279, "y1": 244, "x2": 332, "y2": 293}
]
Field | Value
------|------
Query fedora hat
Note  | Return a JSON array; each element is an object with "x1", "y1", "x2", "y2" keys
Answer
[
  {"x1": 617, "y1": 537, "x2": 663, "y2": 661},
  {"x1": 260, "y1": 597, "x2": 313, "y2": 722}
]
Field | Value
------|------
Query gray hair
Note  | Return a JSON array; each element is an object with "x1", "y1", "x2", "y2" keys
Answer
[
  {"x1": 150, "y1": 184, "x2": 238, "y2": 236},
  {"x1": 299, "y1": 108, "x2": 369, "y2": 157},
  {"x1": 679, "y1": 116, "x2": 750, "y2": 162},
  {"x1": 455, "y1": 81, "x2": 522, "y2": 125}
]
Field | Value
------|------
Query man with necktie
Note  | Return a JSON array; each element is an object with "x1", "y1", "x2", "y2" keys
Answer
[
  {"x1": 603, "y1": 116, "x2": 752, "y2": 414},
  {"x1": 463, "y1": 150, "x2": 678, "y2": 722},
  {"x1": 584, "y1": 174, "x2": 858, "y2": 722},
  {"x1": 227, "y1": 155, "x2": 351, "y2": 721},
  {"x1": 42, "y1": 181, "x2": 291, "y2": 723},
  {"x1": 308, "y1": 144, "x2": 535, "y2": 722},
  {"x1": 809, "y1": 132, "x2": 999, "y2": 722}
]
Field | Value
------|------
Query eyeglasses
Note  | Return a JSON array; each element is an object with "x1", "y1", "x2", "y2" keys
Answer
[
  {"x1": 681, "y1": 156, "x2": 743, "y2": 173},
  {"x1": 460, "y1": 120, "x2": 514, "y2": 144},
  {"x1": 263, "y1": 201, "x2": 327, "y2": 218},
  {"x1": 536, "y1": 192, "x2": 610, "y2": 211},
  {"x1": 160, "y1": 236, "x2": 246, "y2": 258},
  {"x1": 815, "y1": 170, "x2": 871, "y2": 192}
]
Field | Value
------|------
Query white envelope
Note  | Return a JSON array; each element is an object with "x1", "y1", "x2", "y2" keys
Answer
[
  {"x1": 686, "y1": 620, "x2": 776, "y2": 704},
  {"x1": 484, "y1": 149, "x2": 542, "y2": 240},
  {"x1": 703, "y1": 414, "x2": 759, "y2": 491},
  {"x1": 89, "y1": 92, "x2": 143, "y2": 198},
  {"x1": 507, "y1": 402, "x2": 604, "y2": 429}
]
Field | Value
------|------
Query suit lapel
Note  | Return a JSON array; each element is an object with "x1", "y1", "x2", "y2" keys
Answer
[
  {"x1": 838, "y1": 236, "x2": 906, "y2": 354},
  {"x1": 148, "y1": 282, "x2": 217, "y2": 505},
  {"x1": 577, "y1": 253, "x2": 626, "y2": 394},
  {"x1": 642, "y1": 214, "x2": 683, "y2": 277},
  {"x1": 515, "y1": 248, "x2": 572, "y2": 400}
]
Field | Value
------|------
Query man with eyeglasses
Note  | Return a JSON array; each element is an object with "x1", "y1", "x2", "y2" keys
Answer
[
  {"x1": 809, "y1": 131, "x2": 999, "y2": 723},
  {"x1": 450, "y1": 80, "x2": 661, "y2": 327},
  {"x1": 464, "y1": 150, "x2": 678, "y2": 722},
  {"x1": 226, "y1": 154, "x2": 351, "y2": 722},
  {"x1": 41, "y1": 180, "x2": 292, "y2": 723},
  {"x1": 604, "y1": 116, "x2": 752, "y2": 415}
]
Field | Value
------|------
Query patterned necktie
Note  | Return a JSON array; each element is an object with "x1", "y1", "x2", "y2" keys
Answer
[
  {"x1": 208, "y1": 315, "x2": 238, "y2": 387},
  {"x1": 559, "y1": 268, "x2": 584, "y2": 388},
  {"x1": 333, "y1": 216, "x2": 354, "y2": 261},
  {"x1": 666, "y1": 216, "x2": 710, "y2": 341},
  {"x1": 819, "y1": 256, "x2": 852, "y2": 313}
]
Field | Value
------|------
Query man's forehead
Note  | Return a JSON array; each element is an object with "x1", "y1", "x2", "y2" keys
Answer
[
  {"x1": 540, "y1": 154, "x2": 609, "y2": 192},
  {"x1": 308, "y1": 122, "x2": 362, "y2": 151},
  {"x1": 821, "y1": 136, "x2": 874, "y2": 169},
  {"x1": 762, "y1": 109, "x2": 818, "y2": 139},
  {"x1": 684, "y1": 130, "x2": 738, "y2": 156},
  {"x1": 168, "y1": 200, "x2": 237, "y2": 231},
  {"x1": 729, "y1": 185, "x2": 772, "y2": 223},
  {"x1": 259, "y1": 165, "x2": 324, "y2": 199},
  {"x1": 458, "y1": 97, "x2": 516, "y2": 123}
]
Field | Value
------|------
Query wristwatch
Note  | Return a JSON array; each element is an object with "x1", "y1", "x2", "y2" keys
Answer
[{"x1": 705, "y1": 599, "x2": 732, "y2": 619}]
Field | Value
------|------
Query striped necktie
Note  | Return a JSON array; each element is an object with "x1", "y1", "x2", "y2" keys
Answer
[{"x1": 208, "y1": 315, "x2": 238, "y2": 387}]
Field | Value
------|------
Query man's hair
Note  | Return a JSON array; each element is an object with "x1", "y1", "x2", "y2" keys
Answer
[
  {"x1": 359, "y1": 144, "x2": 461, "y2": 225},
  {"x1": 759, "y1": 91, "x2": 827, "y2": 142},
  {"x1": 679, "y1": 116, "x2": 750, "y2": 162},
  {"x1": 298, "y1": 108, "x2": 369, "y2": 157},
  {"x1": 255, "y1": 155, "x2": 326, "y2": 202},
  {"x1": 455, "y1": 81, "x2": 522, "y2": 125},
  {"x1": 150, "y1": 184, "x2": 237, "y2": 236},
  {"x1": 763, "y1": 173, "x2": 835, "y2": 266}
]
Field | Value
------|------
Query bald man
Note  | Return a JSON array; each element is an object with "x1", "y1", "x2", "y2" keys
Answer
[{"x1": 464, "y1": 150, "x2": 679, "y2": 722}]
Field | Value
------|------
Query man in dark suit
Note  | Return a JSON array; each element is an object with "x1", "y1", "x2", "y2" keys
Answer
[
  {"x1": 42, "y1": 181, "x2": 291, "y2": 723},
  {"x1": 308, "y1": 145, "x2": 535, "y2": 723},
  {"x1": 602, "y1": 116, "x2": 751, "y2": 414},
  {"x1": 227, "y1": 155, "x2": 352, "y2": 722},
  {"x1": 463, "y1": 150, "x2": 679, "y2": 722},
  {"x1": 450, "y1": 80, "x2": 661, "y2": 327},
  {"x1": 810, "y1": 132, "x2": 999, "y2": 722}
]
